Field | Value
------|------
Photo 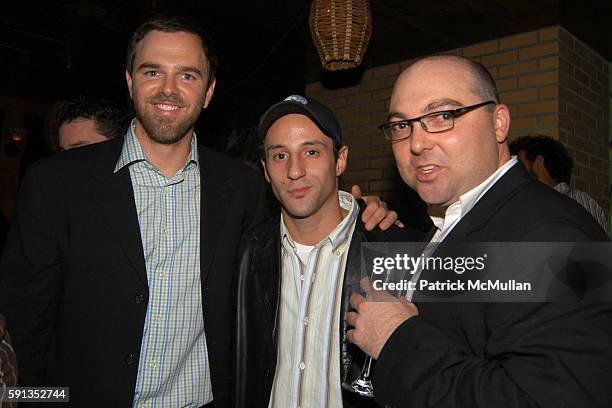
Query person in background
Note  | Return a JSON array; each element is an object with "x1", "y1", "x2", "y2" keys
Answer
[
  {"x1": 510, "y1": 134, "x2": 608, "y2": 233},
  {"x1": 46, "y1": 96, "x2": 130, "y2": 151}
]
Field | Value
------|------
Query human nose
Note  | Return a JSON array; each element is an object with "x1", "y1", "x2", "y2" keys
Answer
[
  {"x1": 410, "y1": 121, "x2": 434, "y2": 155},
  {"x1": 161, "y1": 75, "x2": 178, "y2": 96},
  {"x1": 287, "y1": 156, "x2": 306, "y2": 180}
]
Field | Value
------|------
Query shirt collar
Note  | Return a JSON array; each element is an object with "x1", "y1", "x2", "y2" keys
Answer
[
  {"x1": 281, "y1": 190, "x2": 358, "y2": 253},
  {"x1": 430, "y1": 157, "x2": 518, "y2": 232},
  {"x1": 114, "y1": 119, "x2": 199, "y2": 173},
  {"x1": 554, "y1": 182, "x2": 570, "y2": 194}
]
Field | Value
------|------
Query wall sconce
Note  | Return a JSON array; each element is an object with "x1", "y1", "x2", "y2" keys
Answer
[{"x1": 3, "y1": 128, "x2": 28, "y2": 158}]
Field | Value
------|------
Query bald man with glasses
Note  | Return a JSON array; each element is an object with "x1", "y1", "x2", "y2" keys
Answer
[{"x1": 347, "y1": 55, "x2": 611, "y2": 408}]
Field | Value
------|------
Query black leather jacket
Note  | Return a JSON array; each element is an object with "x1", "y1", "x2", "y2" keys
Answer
[{"x1": 232, "y1": 204, "x2": 421, "y2": 408}]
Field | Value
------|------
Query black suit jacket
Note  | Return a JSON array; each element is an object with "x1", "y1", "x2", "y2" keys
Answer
[
  {"x1": 372, "y1": 163, "x2": 612, "y2": 407},
  {"x1": 0, "y1": 136, "x2": 269, "y2": 407}
]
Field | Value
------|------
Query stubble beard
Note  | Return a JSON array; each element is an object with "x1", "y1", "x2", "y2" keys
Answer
[
  {"x1": 279, "y1": 185, "x2": 337, "y2": 221},
  {"x1": 135, "y1": 94, "x2": 203, "y2": 145},
  {"x1": 273, "y1": 186, "x2": 319, "y2": 221},
  {"x1": 281, "y1": 200, "x2": 318, "y2": 220}
]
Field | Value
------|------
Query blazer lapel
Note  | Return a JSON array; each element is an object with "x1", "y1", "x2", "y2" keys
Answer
[
  {"x1": 444, "y1": 162, "x2": 531, "y2": 241},
  {"x1": 91, "y1": 137, "x2": 148, "y2": 287},
  {"x1": 199, "y1": 146, "x2": 231, "y2": 284},
  {"x1": 424, "y1": 227, "x2": 437, "y2": 242}
]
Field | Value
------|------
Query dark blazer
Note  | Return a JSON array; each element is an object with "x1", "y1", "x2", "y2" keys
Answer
[
  {"x1": 372, "y1": 163, "x2": 612, "y2": 408},
  {"x1": 0, "y1": 136, "x2": 269, "y2": 407},
  {"x1": 233, "y1": 207, "x2": 425, "y2": 408}
]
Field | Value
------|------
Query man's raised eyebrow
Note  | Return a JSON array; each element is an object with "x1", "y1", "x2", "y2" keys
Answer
[
  {"x1": 386, "y1": 111, "x2": 407, "y2": 122},
  {"x1": 177, "y1": 65, "x2": 204, "y2": 77},
  {"x1": 266, "y1": 144, "x2": 286, "y2": 153},
  {"x1": 301, "y1": 141, "x2": 327, "y2": 147},
  {"x1": 266, "y1": 140, "x2": 326, "y2": 153},
  {"x1": 135, "y1": 63, "x2": 203, "y2": 77},
  {"x1": 423, "y1": 98, "x2": 463, "y2": 113},
  {"x1": 136, "y1": 62, "x2": 161, "y2": 72},
  {"x1": 385, "y1": 99, "x2": 464, "y2": 122}
]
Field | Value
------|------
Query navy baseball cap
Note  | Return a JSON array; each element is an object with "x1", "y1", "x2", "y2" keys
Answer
[{"x1": 257, "y1": 95, "x2": 342, "y2": 147}]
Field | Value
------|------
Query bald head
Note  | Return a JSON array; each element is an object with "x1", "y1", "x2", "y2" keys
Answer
[
  {"x1": 388, "y1": 54, "x2": 511, "y2": 208},
  {"x1": 399, "y1": 55, "x2": 499, "y2": 107}
]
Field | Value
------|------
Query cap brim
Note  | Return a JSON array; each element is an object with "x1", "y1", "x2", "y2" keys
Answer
[{"x1": 258, "y1": 102, "x2": 336, "y2": 141}]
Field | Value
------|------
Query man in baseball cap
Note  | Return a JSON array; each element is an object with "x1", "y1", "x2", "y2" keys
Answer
[
  {"x1": 233, "y1": 95, "x2": 423, "y2": 408},
  {"x1": 257, "y1": 94, "x2": 343, "y2": 150}
]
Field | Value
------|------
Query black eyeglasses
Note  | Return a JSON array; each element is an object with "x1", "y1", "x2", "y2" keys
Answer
[{"x1": 378, "y1": 101, "x2": 496, "y2": 142}]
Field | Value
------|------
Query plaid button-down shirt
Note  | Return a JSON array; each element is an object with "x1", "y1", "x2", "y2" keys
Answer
[{"x1": 116, "y1": 122, "x2": 212, "y2": 408}]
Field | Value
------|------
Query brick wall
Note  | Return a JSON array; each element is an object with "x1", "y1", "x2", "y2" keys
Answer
[
  {"x1": 471, "y1": 27, "x2": 560, "y2": 140},
  {"x1": 559, "y1": 29, "x2": 609, "y2": 207},
  {"x1": 305, "y1": 25, "x2": 610, "y2": 216}
]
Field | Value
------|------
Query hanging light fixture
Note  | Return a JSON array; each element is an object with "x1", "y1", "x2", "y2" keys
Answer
[{"x1": 309, "y1": 0, "x2": 372, "y2": 71}]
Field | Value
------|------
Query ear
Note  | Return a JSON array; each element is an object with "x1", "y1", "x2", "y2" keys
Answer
[
  {"x1": 125, "y1": 70, "x2": 133, "y2": 99},
  {"x1": 493, "y1": 104, "x2": 510, "y2": 144},
  {"x1": 532, "y1": 154, "x2": 551, "y2": 185},
  {"x1": 203, "y1": 79, "x2": 216, "y2": 109},
  {"x1": 516, "y1": 150, "x2": 533, "y2": 171},
  {"x1": 261, "y1": 159, "x2": 271, "y2": 183},
  {"x1": 335, "y1": 145, "x2": 349, "y2": 177}
]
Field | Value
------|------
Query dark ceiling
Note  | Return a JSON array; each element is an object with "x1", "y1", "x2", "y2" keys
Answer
[{"x1": 1, "y1": 0, "x2": 610, "y2": 147}]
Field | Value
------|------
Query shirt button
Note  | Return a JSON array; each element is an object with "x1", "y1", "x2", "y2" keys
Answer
[
  {"x1": 149, "y1": 362, "x2": 158, "y2": 369},
  {"x1": 300, "y1": 274, "x2": 304, "y2": 281},
  {"x1": 299, "y1": 362, "x2": 305, "y2": 370},
  {"x1": 335, "y1": 250, "x2": 341, "y2": 256},
  {"x1": 125, "y1": 353, "x2": 137, "y2": 366},
  {"x1": 303, "y1": 317, "x2": 309, "y2": 326}
]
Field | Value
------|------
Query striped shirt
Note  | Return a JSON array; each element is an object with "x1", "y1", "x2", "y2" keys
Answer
[
  {"x1": 554, "y1": 182, "x2": 608, "y2": 233},
  {"x1": 116, "y1": 123, "x2": 212, "y2": 408},
  {"x1": 270, "y1": 191, "x2": 358, "y2": 408}
]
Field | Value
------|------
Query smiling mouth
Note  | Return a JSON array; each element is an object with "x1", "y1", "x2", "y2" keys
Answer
[
  {"x1": 418, "y1": 165, "x2": 437, "y2": 173},
  {"x1": 155, "y1": 103, "x2": 180, "y2": 111}
]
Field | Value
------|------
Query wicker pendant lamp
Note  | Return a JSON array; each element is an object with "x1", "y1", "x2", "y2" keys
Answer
[{"x1": 309, "y1": 0, "x2": 372, "y2": 71}]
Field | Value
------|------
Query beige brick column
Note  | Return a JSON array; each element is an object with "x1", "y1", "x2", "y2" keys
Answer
[{"x1": 306, "y1": 25, "x2": 609, "y2": 212}]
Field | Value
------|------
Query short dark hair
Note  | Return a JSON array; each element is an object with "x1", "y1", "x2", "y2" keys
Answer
[
  {"x1": 126, "y1": 15, "x2": 217, "y2": 87},
  {"x1": 509, "y1": 135, "x2": 572, "y2": 183},
  {"x1": 47, "y1": 96, "x2": 129, "y2": 152},
  {"x1": 466, "y1": 58, "x2": 500, "y2": 104}
]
